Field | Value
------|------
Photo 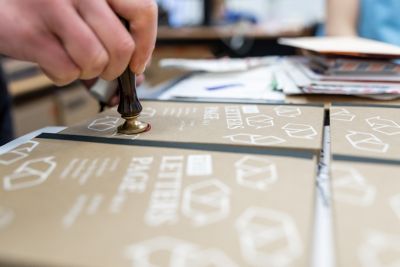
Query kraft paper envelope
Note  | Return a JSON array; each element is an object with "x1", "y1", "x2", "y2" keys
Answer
[
  {"x1": 0, "y1": 138, "x2": 317, "y2": 267},
  {"x1": 279, "y1": 36, "x2": 400, "y2": 58},
  {"x1": 331, "y1": 161, "x2": 400, "y2": 267},
  {"x1": 61, "y1": 100, "x2": 324, "y2": 152},
  {"x1": 330, "y1": 104, "x2": 400, "y2": 160}
]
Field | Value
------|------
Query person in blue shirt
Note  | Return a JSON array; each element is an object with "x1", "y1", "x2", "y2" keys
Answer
[{"x1": 326, "y1": 0, "x2": 400, "y2": 46}]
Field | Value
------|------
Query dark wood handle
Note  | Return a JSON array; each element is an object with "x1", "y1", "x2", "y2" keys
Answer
[{"x1": 117, "y1": 17, "x2": 142, "y2": 118}]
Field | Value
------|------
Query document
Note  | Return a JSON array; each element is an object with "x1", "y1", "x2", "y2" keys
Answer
[
  {"x1": 279, "y1": 36, "x2": 400, "y2": 58},
  {"x1": 330, "y1": 103, "x2": 400, "y2": 160},
  {"x1": 61, "y1": 100, "x2": 325, "y2": 152},
  {"x1": 330, "y1": 104, "x2": 400, "y2": 267},
  {"x1": 159, "y1": 66, "x2": 285, "y2": 101},
  {"x1": 331, "y1": 161, "x2": 400, "y2": 267},
  {"x1": 0, "y1": 137, "x2": 317, "y2": 267}
]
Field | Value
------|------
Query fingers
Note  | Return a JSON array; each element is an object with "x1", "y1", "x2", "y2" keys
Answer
[
  {"x1": 77, "y1": 0, "x2": 135, "y2": 81},
  {"x1": 44, "y1": 2, "x2": 109, "y2": 80},
  {"x1": 108, "y1": 0, "x2": 158, "y2": 74},
  {"x1": 6, "y1": 0, "x2": 156, "y2": 86},
  {"x1": 32, "y1": 34, "x2": 80, "y2": 86}
]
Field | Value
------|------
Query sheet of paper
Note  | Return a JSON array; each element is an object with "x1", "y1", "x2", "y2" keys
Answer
[
  {"x1": 0, "y1": 138, "x2": 317, "y2": 267},
  {"x1": 331, "y1": 160, "x2": 400, "y2": 267},
  {"x1": 61, "y1": 100, "x2": 324, "y2": 152},
  {"x1": 159, "y1": 66, "x2": 285, "y2": 101},
  {"x1": 330, "y1": 104, "x2": 400, "y2": 160},
  {"x1": 159, "y1": 57, "x2": 278, "y2": 73},
  {"x1": 279, "y1": 37, "x2": 400, "y2": 58}
]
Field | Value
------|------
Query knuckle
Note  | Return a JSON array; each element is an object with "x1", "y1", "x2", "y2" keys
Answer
[
  {"x1": 115, "y1": 36, "x2": 135, "y2": 59},
  {"x1": 84, "y1": 48, "x2": 109, "y2": 76},
  {"x1": 54, "y1": 68, "x2": 80, "y2": 86},
  {"x1": 20, "y1": 25, "x2": 40, "y2": 46},
  {"x1": 139, "y1": 0, "x2": 158, "y2": 16}
]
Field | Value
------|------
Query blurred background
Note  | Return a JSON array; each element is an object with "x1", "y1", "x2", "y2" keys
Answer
[{"x1": 2, "y1": 0, "x2": 325, "y2": 138}]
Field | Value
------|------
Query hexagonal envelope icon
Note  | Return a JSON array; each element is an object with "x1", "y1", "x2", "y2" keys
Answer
[
  {"x1": 87, "y1": 116, "x2": 120, "y2": 132},
  {"x1": 332, "y1": 165, "x2": 376, "y2": 206},
  {"x1": 224, "y1": 134, "x2": 286, "y2": 146},
  {"x1": 358, "y1": 231, "x2": 400, "y2": 267},
  {"x1": 274, "y1": 106, "x2": 302, "y2": 118},
  {"x1": 140, "y1": 107, "x2": 157, "y2": 118},
  {"x1": 235, "y1": 207, "x2": 303, "y2": 267},
  {"x1": 3, "y1": 157, "x2": 57, "y2": 191},
  {"x1": 234, "y1": 156, "x2": 278, "y2": 190},
  {"x1": 282, "y1": 123, "x2": 317, "y2": 140},
  {"x1": 330, "y1": 107, "x2": 356, "y2": 122},
  {"x1": 246, "y1": 115, "x2": 274, "y2": 129},
  {"x1": 345, "y1": 131, "x2": 389, "y2": 153},
  {"x1": 182, "y1": 179, "x2": 231, "y2": 226},
  {"x1": 366, "y1": 116, "x2": 400, "y2": 136},
  {"x1": 125, "y1": 236, "x2": 238, "y2": 267},
  {"x1": 0, "y1": 140, "x2": 39, "y2": 166}
]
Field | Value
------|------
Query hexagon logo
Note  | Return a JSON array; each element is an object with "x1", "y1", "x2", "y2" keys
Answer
[
  {"x1": 282, "y1": 123, "x2": 317, "y2": 140},
  {"x1": 0, "y1": 140, "x2": 39, "y2": 166},
  {"x1": 246, "y1": 115, "x2": 274, "y2": 129},
  {"x1": 235, "y1": 156, "x2": 278, "y2": 190},
  {"x1": 224, "y1": 134, "x2": 286, "y2": 146},
  {"x1": 359, "y1": 231, "x2": 400, "y2": 267},
  {"x1": 87, "y1": 116, "x2": 120, "y2": 132},
  {"x1": 332, "y1": 164, "x2": 376, "y2": 206},
  {"x1": 274, "y1": 106, "x2": 302, "y2": 118},
  {"x1": 331, "y1": 107, "x2": 356, "y2": 122},
  {"x1": 346, "y1": 131, "x2": 389, "y2": 153},
  {"x1": 366, "y1": 116, "x2": 400, "y2": 136},
  {"x1": 182, "y1": 179, "x2": 230, "y2": 226},
  {"x1": 236, "y1": 207, "x2": 302, "y2": 267}
]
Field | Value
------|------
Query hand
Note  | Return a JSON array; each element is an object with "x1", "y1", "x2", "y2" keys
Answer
[{"x1": 0, "y1": 0, "x2": 157, "y2": 85}]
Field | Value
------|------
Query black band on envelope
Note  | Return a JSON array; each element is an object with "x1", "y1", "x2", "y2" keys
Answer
[
  {"x1": 333, "y1": 154, "x2": 400, "y2": 166},
  {"x1": 38, "y1": 133, "x2": 315, "y2": 160}
]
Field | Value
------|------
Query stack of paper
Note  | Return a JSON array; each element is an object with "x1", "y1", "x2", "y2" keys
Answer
[
  {"x1": 277, "y1": 37, "x2": 400, "y2": 99},
  {"x1": 157, "y1": 57, "x2": 285, "y2": 102}
]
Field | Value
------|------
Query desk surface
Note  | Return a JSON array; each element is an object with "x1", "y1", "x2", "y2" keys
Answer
[{"x1": 157, "y1": 24, "x2": 312, "y2": 40}]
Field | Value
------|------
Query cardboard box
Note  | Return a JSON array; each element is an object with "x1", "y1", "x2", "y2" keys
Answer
[
  {"x1": 62, "y1": 100, "x2": 325, "y2": 152},
  {"x1": 331, "y1": 161, "x2": 400, "y2": 267},
  {"x1": 330, "y1": 103, "x2": 400, "y2": 267},
  {"x1": 330, "y1": 103, "x2": 400, "y2": 160},
  {"x1": 0, "y1": 137, "x2": 317, "y2": 267}
]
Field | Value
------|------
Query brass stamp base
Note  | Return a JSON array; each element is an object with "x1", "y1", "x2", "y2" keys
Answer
[{"x1": 117, "y1": 116, "x2": 150, "y2": 135}]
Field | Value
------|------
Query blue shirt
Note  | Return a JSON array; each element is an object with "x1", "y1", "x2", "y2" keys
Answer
[
  {"x1": 317, "y1": 0, "x2": 400, "y2": 46},
  {"x1": 358, "y1": 0, "x2": 400, "y2": 46}
]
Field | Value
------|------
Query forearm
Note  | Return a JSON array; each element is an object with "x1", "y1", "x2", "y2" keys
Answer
[{"x1": 326, "y1": 0, "x2": 359, "y2": 36}]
